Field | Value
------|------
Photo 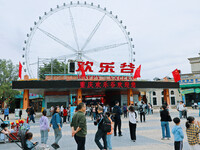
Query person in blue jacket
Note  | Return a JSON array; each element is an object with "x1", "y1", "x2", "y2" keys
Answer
[
  {"x1": 50, "y1": 106, "x2": 62, "y2": 149},
  {"x1": 172, "y1": 117, "x2": 184, "y2": 150},
  {"x1": 4, "y1": 106, "x2": 9, "y2": 120}
]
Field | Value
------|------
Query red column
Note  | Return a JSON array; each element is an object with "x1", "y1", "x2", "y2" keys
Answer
[
  {"x1": 164, "y1": 89, "x2": 170, "y2": 105},
  {"x1": 128, "y1": 89, "x2": 134, "y2": 105},
  {"x1": 77, "y1": 89, "x2": 82, "y2": 105}
]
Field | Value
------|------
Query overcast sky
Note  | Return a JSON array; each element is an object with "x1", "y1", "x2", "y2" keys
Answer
[{"x1": 1, "y1": 0, "x2": 200, "y2": 80}]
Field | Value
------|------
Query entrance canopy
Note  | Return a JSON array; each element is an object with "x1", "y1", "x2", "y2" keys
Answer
[
  {"x1": 12, "y1": 79, "x2": 179, "y2": 109},
  {"x1": 12, "y1": 80, "x2": 179, "y2": 90}
]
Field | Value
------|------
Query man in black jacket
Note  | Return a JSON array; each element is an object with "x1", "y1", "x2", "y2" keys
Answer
[
  {"x1": 94, "y1": 105, "x2": 107, "y2": 150},
  {"x1": 113, "y1": 101, "x2": 122, "y2": 136},
  {"x1": 29, "y1": 106, "x2": 35, "y2": 123}
]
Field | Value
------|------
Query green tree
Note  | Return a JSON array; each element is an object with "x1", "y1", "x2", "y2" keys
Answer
[
  {"x1": 39, "y1": 59, "x2": 68, "y2": 80},
  {"x1": 0, "y1": 59, "x2": 19, "y2": 108}
]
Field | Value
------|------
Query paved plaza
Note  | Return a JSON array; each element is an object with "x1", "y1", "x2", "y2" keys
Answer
[{"x1": 1, "y1": 109, "x2": 199, "y2": 150}]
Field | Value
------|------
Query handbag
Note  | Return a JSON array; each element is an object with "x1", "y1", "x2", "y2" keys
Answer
[{"x1": 168, "y1": 115, "x2": 172, "y2": 122}]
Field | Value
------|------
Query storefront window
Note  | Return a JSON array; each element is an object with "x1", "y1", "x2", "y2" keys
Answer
[
  {"x1": 171, "y1": 90, "x2": 174, "y2": 95},
  {"x1": 171, "y1": 97, "x2": 175, "y2": 105},
  {"x1": 153, "y1": 97, "x2": 157, "y2": 105},
  {"x1": 162, "y1": 97, "x2": 164, "y2": 105}
]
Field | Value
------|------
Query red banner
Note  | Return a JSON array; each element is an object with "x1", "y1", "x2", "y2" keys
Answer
[
  {"x1": 19, "y1": 62, "x2": 22, "y2": 79},
  {"x1": 172, "y1": 69, "x2": 181, "y2": 82}
]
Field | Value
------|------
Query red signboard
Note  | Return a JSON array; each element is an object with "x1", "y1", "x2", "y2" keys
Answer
[
  {"x1": 76, "y1": 61, "x2": 135, "y2": 73},
  {"x1": 79, "y1": 81, "x2": 136, "y2": 89}
]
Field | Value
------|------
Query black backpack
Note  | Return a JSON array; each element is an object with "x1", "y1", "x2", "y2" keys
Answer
[
  {"x1": 112, "y1": 106, "x2": 118, "y2": 114},
  {"x1": 100, "y1": 115, "x2": 111, "y2": 133},
  {"x1": 139, "y1": 106, "x2": 144, "y2": 113}
]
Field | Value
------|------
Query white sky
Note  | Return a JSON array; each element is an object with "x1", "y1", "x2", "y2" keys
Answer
[{"x1": 0, "y1": 0, "x2": 200, "y2": 80}]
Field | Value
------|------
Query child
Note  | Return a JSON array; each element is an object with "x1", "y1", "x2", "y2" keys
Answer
[
  {"x1": 40, "y1": 109, "x2": 49, "y2": 147},
  {"x1": 172, "y1": 117, "x2": 184, "y2": 150},
  {"x1": 26, "y1": 132, "x2": 37, "y2": 150},
  {"x1": 0, "y1": 122, "x2": 10, "y2": 135},
  {"x1": 185, "y1": 116, "x2": 200, "y2": 149},
  {"x1": 106, "y1": 112, "x2": 113, "y2": 150}
]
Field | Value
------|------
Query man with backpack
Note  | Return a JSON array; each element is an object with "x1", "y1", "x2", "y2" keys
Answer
[
  {"x1": 139, "y1": 102, "x2": 146, "y2": 122},
  {"x1": 94, "y1": 105, "x2": 111, "y2": 150},
  {"x1": 113, "y1": 101, "x2": 122, "y2": 136}
]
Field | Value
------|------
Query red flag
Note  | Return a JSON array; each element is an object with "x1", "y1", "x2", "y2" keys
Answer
[
  {"x1": 172, "y1": 69, "x2": 181, "y2": 82},
  {"x1": 19, "y1": 62, "x2": 22, "y2": 79},
  {"x1": 133, "y1": 65, "x2": 141, "y2": 79},
  {"x1": 80, "y1": 63, "x2": 86, "y2": 78}
]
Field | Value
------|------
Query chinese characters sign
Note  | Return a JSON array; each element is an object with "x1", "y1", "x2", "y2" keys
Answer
[
  {"x1": 79, "y1": 81, "x2": 136, "y2": 89},
  {"x1": 76, "y1": 61, "x2": 135, "y2": 73}
]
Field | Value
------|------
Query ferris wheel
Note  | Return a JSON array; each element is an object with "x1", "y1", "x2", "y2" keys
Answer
[{"x1": 22, "y1": 1, "x2": 135, "y2": 79}]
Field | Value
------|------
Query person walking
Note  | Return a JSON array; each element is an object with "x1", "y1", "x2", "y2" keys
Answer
[
  {"x1": 148, "y1": 103, "x2": 152, "y2": 114},
  {"x1": 50, "y1": 106, "x2": 62, "y2": 149},
  {"x1": 172, "y1": 117, "x2": 184, "y2": 150},
  {"x1": 183, "y1": 104, "x2": 187, "y2": 119},
  {"x1": 26, "y1": 107, "x2": 30, "y2": 123},
  {"x1": 177, "y1": 101, "x2": 185, "y2": 119},
  {"x1": 50, "y1": 106, "x2": 54, "y2": 116},
  {"x1": 113, "y1": 101, "x2": 122, "y2": 136},
  {"x1": 68, "y1": 104, "x2": 71, "y2": 123},
  {"x1": 29, "y1": 106, "x2": 35, "y2": 123},
  {"x1": 139, "y1": 104, "x2": 145, "y2": 123},
  {"x1": 60, "y1": 105, "x2": 64, "y2": 117},
  {"x1": 186, "y1": 116, "x2": 200, "y2": 150},
  {"x1": 4, "y1": 106, "x2": 9, "y2": 120},
  {"x1": 19, "y1": 109, "x2": 22, "y2": 119},
  {"x1": 40, "y1": 109, "x2": 50, "y2": 147},
  {"x1": 128, "y1": 106, "x2": 137, "y2": 142},
  {"x1": 106, "y1": 112, "x2": 113, "y2": 150},
  {"x1": 94, "y1": 105, "x2": 108, "y2": 150},
  {"x1": 160, "y1": 105, "x2": 171, "y2": 140},
  {"x1": 63, "y1": 107, "x2": 68, "y2": 124},
  {"x1": 92, "y1": 106, "x2": 97, "y2": 120},
  {"x1": 123, "y1": 105, "x2": 128, "y2": 118},
  {"x1": 71, "y1": 103, "x2": 87, "y2": 150},
  {"x1": 90, "y1": 105, "x2": 94, "y2": 121}
]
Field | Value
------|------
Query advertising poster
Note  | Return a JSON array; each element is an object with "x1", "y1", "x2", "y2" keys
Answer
[{"x1": 70, "y1": 106, "x2": 77, "y2": 122}]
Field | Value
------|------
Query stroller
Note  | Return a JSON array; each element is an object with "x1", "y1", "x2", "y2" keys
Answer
[{"x1": 0, "y1": 118, "x2": 38, "y2": 150}]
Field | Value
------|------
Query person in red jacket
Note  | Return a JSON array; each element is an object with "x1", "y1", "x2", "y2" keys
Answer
[{"x1": 63, "y1": 107, "x2": 68, "y2": 124}]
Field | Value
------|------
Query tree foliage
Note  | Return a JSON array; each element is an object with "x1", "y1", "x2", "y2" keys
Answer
[
  {"x1": 0, "y1": 59, "x2": 19, "y2": 106},
  {"x1": 39, "y1": 59, "x2": 68, "y2": 80}
]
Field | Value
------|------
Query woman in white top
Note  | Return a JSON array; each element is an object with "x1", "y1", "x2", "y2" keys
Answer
[{"x1": 129, "y1": 106, "x2": 137, "y2": 142}]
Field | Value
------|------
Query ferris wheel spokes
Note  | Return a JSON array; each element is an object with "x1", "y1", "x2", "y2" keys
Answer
[
  {"x1": 68, "y1": 7, "x2": 80, "y2": 51},
  {"x1": 81, "y1": 14, "x2": 106, "y2": 51},
  {"x1": 54, "y1": 53, "x2": 76, "y2": 60},
  {"x1": 84, "y1": 42, "x2": 128, "y2": 54},
  {"x1": 82, "y1": 54, "x2": 98, "y2": 65},
  {"x1": 38, "y1": 27, "x2": 77, "y2": 53}
]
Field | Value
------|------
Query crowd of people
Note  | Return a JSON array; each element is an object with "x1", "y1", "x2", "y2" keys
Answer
[
  {"x1": 44, "y1": 101, "x2": 151, "y2": 150},
  {"x1": 1, "y1": 100, "x2": 200, "y2": 150},
  {"x1": 159, "y1": 101, "x2": 200, "y2": 150}
]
